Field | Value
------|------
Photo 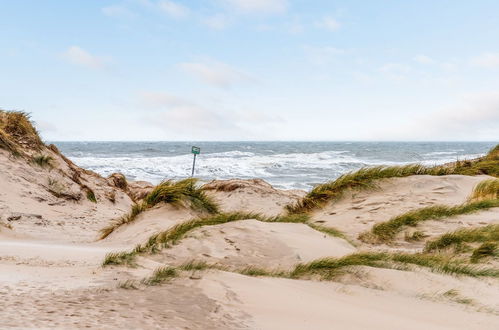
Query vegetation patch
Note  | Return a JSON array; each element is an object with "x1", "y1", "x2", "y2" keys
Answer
[
  {"x1": 471, "y1": 242, "x2": 498, "y2": 263},
  {"x1": 102, "y1": 212, "x2": 348, "y2": 267},
  {"x1": 469, "y1": 178, "x2": 499, "y2": 201},
  {"x1": 99, "y1": 178, "x2": 219, "y2": 239},
  {"x1": 286, "y1": 144, "x2": 498, "y2": 214},
  {"x1": 425, "y1": 224, "x2": 499, "y2": 253},
  {"x1": 361, "y1": 199, "x2": 499, "y2": 243},
  {"x1": 0, "y1": 110, "x2": 43, "y2": 152},
  {"x1": 141, "y1": 266, "x2": 178, "y2": 286},
  {"x1": 32, "y1": 154, "x2": 53, "y2": 168}
]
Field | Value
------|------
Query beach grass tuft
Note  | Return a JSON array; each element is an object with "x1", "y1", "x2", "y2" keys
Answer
[
  {"x1": 471, "y1": 242, "x2": 498, "y2": 263},
  {"x1": 0, "y1": 110, "x2": 43, "y2": 151},
  {"x1": 424, "y1": 224, "x2": 499, "y2": 252},
  {"x1": 32, "y1": 154, "x2": 53, "y2": 168},
  {"x1": 99, "y1": 178, "x2": 219, "y2": 239},
  {"x1": 469, "y1": 179, "x2": 499, "y2": 201},
  {"x1": 361, "y1": 199, "x2": 499, "y2": 243},
  {"x1": 141, "y1": 266, "x2": 178, "y2": 286}
]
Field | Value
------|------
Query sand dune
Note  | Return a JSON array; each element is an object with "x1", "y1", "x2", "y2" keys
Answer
[{"x1": 1, "y1": 122, "x2": 498, "y2": 329}]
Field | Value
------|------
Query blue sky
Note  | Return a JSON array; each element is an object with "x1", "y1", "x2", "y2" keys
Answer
[{"x1": 1, "y1": 0, "x2": 498, "y2": 141}]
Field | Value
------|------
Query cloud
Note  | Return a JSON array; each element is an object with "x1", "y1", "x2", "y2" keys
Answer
[
  {"x1": 157, "y1": 0, "x2": 190, "y2": 18},
  {"x1": 388, "y1": 92, "x2": 499, "y2": 140},
  {"x1": 62, "y1": 46, "x2": 108, "y2": 69},
  {"x1": 470, "y1": 52, "x2": 499, "y2": 68},
  {"x1": 202, "y1": 14, "x2": 231, "y2": 30},
  {"x1": 316, "y1": 16, "x2": 341, "y2": 32},
  {"x1": 179, "y1": 60, "x2": 253, "y2": 88},
  {"x1": 413, "y1": 54, "x2": 434, "y2": 64},
  {"x1": 101, "y1": 5, "x2": 136, "y2": 19},
  {"x1": 221, "y1": 0, "x2": 288, "y2": 14},
  {"x1": 379, "y1": 62, "x2": 412, "y2": 79}
]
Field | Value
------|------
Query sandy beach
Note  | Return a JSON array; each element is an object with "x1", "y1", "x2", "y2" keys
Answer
[{"x1": 1, "y1": 111, "x2": 498, "y2": 329}]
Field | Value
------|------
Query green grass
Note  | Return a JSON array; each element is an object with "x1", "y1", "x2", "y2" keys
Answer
[
  {"x1": 361, "y1": 199, "x2": 499, "y2": 243},
  {"x1": 99, "y1": 178, "x2": 219, "y2": 239},
  {"x1": 469, "y1": 178, "x2": 499, "y2": 201},
  {"x1": 286, "y1": 164, "x2": 434, "y2": 214},
  {"x1": 141, "y1": 266, "x2": 178, "y2": 286},
  {"x1": 102, "y1": 251, "x2": 138, "y2": 267},
  {"x1": 425, "y1": 224, "x2": 499, "y2": 252},
  {"x1": 32, "y1": 154, "x2": 53, "y2": 168},
  {"x1": 286, "y1": 144, "x2": 499, "y2": 214},
  {"x1": 290, "y1": 252, "x2": 499, "y2": 279},
  {"x1": 471, "y1": 242, "x2": 498, "y2": 263},
  {"x1": 86, "y1": 190, "x2": 97, "y2": 203},
  {"x1": 102, "y1": 212, "x2": 349, "y2": 267}
]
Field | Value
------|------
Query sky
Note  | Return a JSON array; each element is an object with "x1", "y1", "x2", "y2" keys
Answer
[{"x1": 1, "y1": 0, "x2": 498, "y2": 141}]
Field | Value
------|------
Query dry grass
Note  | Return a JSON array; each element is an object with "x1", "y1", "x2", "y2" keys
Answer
[
  {"x1": 360, "y1": 199, "x2": 499, "y2": 243},
  {"x1": 141, "y1": 266, "x2": 178, "y2": 286},
  {"x1": 99, "y1": 178, "x2": 219, "y2": 239},
  {"x1": 0, "y1": 110, "x2": 43, "y2": 151}
]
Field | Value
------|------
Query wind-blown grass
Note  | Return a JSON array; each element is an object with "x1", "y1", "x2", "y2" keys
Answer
[
  {"x1": 99, "y1": 178, "x2": 219, "y2": 239},
  {"x1": 425, "y1": 224, "x2": 499, "y2": 252},
  {"x1": 286, "y1": 144, "x2": 499, "y2": 214},
  {"x1": 102, "y1": 212, "x2": 348, "y2": 267},
  {"x1": 471, "y1": 242, "x2": 498, "y2": 262},
  {"x1": 32, "y1": 154, "x2": 53, "y2": 168},
  {"x1": 286, "y1": 164, "x2": 442, "y2": 214},
  {"x1": 289, "y1": 252, "x2": 499, "y2": 279},
  {"x1": 361, "y1": 199, "x2": 499, "y2": 243},
  {"x1": 469, "y1": 178, "x2": 499, "y2": 201},
  {"x1": 141, "y1": 266, "x2": 178, "y2": 286},
  {"x1": 0, "y1": 110, "x2": 43, "y2": 150}
]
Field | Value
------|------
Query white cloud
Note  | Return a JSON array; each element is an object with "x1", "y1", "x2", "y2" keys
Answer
[
  {"x1": 391, "y1": 92, "x2": 499, "y2": 140},
  {"x1": 222, "y1": 0, "x2": 288, "y2": 14},
  {"x1": 316, "y1": 16, "x2": 341, "y2": 32},
  {"x1": 101, "y1": 5, "x2": 135, "y2": 19},
  {"x1": 379, "y1": 63, "x2": 412, "y2": 78},
  {"x1": 470, "y1": 52, "x2": 499, "y2": 68},
  {"x1": 202, "y1": 14, "x2": 231, "y2": 30},
  {"x1": 157, "y1": 0, "x2": 190, "y2": 18},
  {"x1": 413, "y1": 54, "x2": 434, "y2": 64},
  {"x1": 179, "y1": 60, "x2": 253, "y2": 88},
  {"x1": 62, "y1": 46, "x2": 107, "y2": 69}
]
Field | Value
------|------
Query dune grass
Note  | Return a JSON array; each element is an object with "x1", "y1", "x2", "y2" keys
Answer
[
  {"x1": 471, "y1": 242, "x2": 498, "y2": 263},
  {"x1": 425, "y1": 225, "x2": 499, "y2": 252},
  {"x1": 360, "y1": 199, "x2": 499, "y2": 243},
  {"x1": 289, "y1": 252, "x2": 499, "y2": 279},
  {"x1": 134, "y1": 251, "x2": 499, "y2": 288},
  {"x1": 286, "y1": 144, "x2": 499, "y2": 214},
  {"x1": 141, "y1": 266, "x2": 178, "y2": 286},
  {"x1": 32, "y1": 154, "x2": 53, "y2": 168},
  {"x1": 99, "y1": 178, "x2": 219, "y2": 239},
  {"x1": 286, "y1": 164, "x2": 435, "y2": 214},
  {"x1": 469, "y1": 178, "x2": 499, "y2": 201},
  {"x1": 102, "y1": 212, "x2": 348, "y2": 267},
  {"x1": 0, "y1": 110, "x2": 43, "y2": 151}
]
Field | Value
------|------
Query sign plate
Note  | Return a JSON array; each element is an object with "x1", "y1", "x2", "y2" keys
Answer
[{"x1": 191, "y1": 146, "x2": 201, "y2": 155}]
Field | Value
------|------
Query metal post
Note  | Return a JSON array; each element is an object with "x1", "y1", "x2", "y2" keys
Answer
[{"x1": 191, "y1": 153, "x2": 197, "y2": 177}]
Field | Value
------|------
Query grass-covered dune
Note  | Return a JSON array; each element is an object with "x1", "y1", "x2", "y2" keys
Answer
[
  {"x1": 286, "y1": 144, "x2": 499, "y2": 214},
  {"x1": 99, "y1": 178, "x2": 220, "y2": 239},
  {"x1": 0, "y1": 110, "x2": 43, "y2": 155}
]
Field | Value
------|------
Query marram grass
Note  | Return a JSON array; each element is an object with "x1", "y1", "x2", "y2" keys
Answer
[
  {"x1": 286, "y1": 144, "x2": 499, "y2": 214},
  {"x1": 360, "y1": 199, "x2": 499, "y2": 243},
  {"x1": 102, "y1": 211, "x2": 348, "y2": 267},
  {"x1": 469, "y1": 178, "x2": 499, "y2": 201},
  {"x1": 99, "y1": 178, "x2": 219, "y2": 239},
  {"x1": 425, "y1": 224, "x2": 499, "y2": 252}
]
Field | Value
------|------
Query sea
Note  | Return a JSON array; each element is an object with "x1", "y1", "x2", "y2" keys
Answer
[{"x1": 53, "y1": 142, "x2": 497, "y2": 190}]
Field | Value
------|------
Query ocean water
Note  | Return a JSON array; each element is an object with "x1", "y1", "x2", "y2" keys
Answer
[{"x1": 53, "y1": 142, "x2": 497, "y2": 190}]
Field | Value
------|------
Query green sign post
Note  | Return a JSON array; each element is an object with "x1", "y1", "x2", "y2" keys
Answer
[{"x1": 191, "y1": 146, "x2": 200, "y2": 177}]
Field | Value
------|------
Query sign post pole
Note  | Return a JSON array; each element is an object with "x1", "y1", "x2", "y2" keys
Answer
[{"x1": 191, "y1": 146, "x2": 200, "y2": 177}]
